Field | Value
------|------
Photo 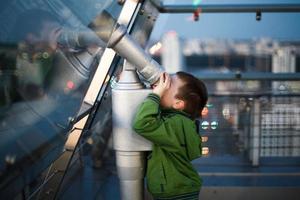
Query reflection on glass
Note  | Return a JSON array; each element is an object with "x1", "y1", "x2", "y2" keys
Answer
[{"x1": 0, "y1": 0, "x2": 120, "y2": 196}]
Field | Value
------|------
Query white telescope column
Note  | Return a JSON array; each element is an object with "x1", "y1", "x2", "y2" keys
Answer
[{"x1": 112, "y1": 61, "x2": 153, "y2": 200}]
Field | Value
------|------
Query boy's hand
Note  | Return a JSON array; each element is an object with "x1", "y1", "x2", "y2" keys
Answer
[{"x1": 153, "y1": 72, "x2": 171, "y2": 97}]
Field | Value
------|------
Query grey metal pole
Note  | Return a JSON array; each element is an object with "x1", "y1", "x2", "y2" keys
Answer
[
  {"x1": 89, "y1": 2, "x2": 164, "y2": 199},
  {"x1": 151, "y1": 3, "x2": 300, "y2": 13},
  {"x1": 91, "y1": 14, "x2": 164, "y2": 84},
  {"x1": 116, "y1": 151, "x2": 145, "y2": 200},
  {"x1": 194, "y1": 72, "x2": 300, "y2": 81},
  {"x1": 108, "y1": 24, "x2": 164, "y2": 84},
  {"x1": 112, "y1": 61, "x2": 153, "y2": 200},
  {"x1": 250, "y1": 98, "x2": 261, "y2": 166}
]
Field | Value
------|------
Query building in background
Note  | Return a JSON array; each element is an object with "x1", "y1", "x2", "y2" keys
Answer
[
  {"x1": 272, "y1": 46, "x2": 298, "y2": 92},
  {"x1": 150, "y1": 35, "x2": 300, "y2": 160},
  {"x1": 161, "y1": 31, "x2": 186, "y2": 73}
]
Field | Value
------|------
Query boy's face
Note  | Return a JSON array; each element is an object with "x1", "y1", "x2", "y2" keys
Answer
[{"x1": 160, "y1": 75, "x2": 185, "y2": 109}]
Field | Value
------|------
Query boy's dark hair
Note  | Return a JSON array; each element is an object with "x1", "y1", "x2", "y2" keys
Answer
[{"x1": 175, "y1": 71, "x2": 208, "y2": 119}]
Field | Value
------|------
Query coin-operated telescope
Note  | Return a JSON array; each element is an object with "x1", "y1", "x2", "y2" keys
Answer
[
  {"x1": 56, "y1": 10, "x2": 164, "y2": 199},
  {"x1": 90, "y1": 11, "x2": 164, "y2": 200}
]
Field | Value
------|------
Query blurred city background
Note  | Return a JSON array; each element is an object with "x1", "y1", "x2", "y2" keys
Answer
[
  {"x1": 0, "y1": 0, "x2": 299, "y2": 199},
  {"x1": 146, "y1": 2, "x2": 300, "y2": 198}
]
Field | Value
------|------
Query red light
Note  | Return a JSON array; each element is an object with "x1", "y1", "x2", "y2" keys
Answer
[
  {"x1": 201, "y1": 107, "x2": 209, "y2": 117},
  {"x1": 66, "y1": 81, "x2": 75, "y2": 89},
  {"x1": 193, "y1": 7, "x2": 202, "y2": 21}
]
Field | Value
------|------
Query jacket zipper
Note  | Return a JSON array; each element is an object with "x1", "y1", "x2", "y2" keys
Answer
[{"x1": 161, "y1": 162, "x2": 167, "y2": 192}]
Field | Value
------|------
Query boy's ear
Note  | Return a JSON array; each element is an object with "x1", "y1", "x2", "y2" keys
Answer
[{"x1": 173, "y1": 99, "x2": 185, "y2": 110}]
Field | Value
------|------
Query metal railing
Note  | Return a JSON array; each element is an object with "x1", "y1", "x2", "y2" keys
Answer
[{"x1": 150, "y1": 1, "x2": 300, "y2": 13}]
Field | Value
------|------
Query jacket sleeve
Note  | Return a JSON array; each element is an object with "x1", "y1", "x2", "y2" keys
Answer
[
  {"x1": 132, "y1": 93, "x2": 179, "y2": 150},
  {"x1": 133, "y1": 93, "x2": 162, "y2": 132}
]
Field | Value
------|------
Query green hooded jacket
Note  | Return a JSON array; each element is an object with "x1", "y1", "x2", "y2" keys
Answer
[{"x1": 133, "y1": 93, "x2": 202, "y2": 198}]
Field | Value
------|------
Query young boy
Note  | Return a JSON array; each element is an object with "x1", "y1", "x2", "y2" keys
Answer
[{"x1": 133, "y1": 71, "x2": 208, "y2": 200}]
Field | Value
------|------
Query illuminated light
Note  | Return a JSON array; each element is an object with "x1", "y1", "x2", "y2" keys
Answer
[
  {"x1": 201, "y1": 121, "x2": 209, "y2": 130},
  {"x1": 42, "y1": 52, "x2": 49, "y2": 59},
  {"x1": 66, "y1": 81, "x2": 75, "y2": 89},
  {"x1": 211, "y1": 121, "x2": 218, "y2": 130},
  {"x1": 193, "y1": 7, "x2": 202, "y2": 21},
  {"x1": 201, "y1": 136, "x2": 208, "y2": 143},
  {"x1": 86, "y1": 137, "x2": 94, "y2": 145},
  {"x1": 104, "y1": 75, "x2": 111, "y2": 83},
  {"x1": 149, "y1": 42, "x2": 162, "y2": 55},
  {"x1": 201, "y1": 107, "x2": 209, "y2": 117},
  {"x1": 193, "y1": 0, "x2": 202, "y2": 6},
  {"x1": 222, "y1": 107, "x2": 230, "y2": 120},
  {"x1": 202, "y1": 147, "x2": 209, "y2": 155},
  {"x1": 192, "y1": 0, "x2": 203, "y2": 21},
  {"x1": 5, "y1": 154, "x2": 16, "y2": 165},
  {"x1": 206, "y1": 103, "x2": 213, "y2": 108},
  {"x1": 278, "y1": 84, "x2": 287, "y2": 91}
]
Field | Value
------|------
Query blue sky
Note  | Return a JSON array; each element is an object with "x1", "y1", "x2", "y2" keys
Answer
[{"x1": 150, "y1": 0, "x2": 300, "y2": 40}]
